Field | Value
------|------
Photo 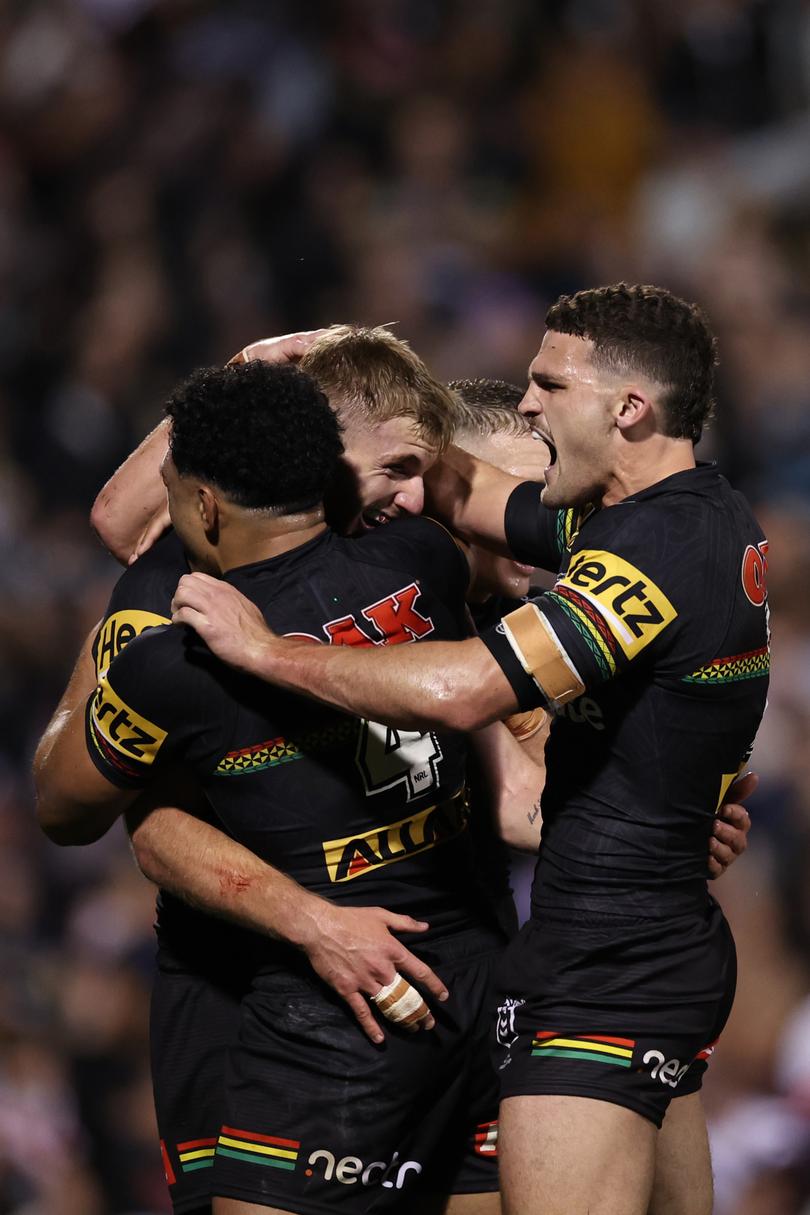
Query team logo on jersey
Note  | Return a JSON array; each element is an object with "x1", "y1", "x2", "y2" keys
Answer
[
  {"x1": 89, "y1": 676, "x2": 167, "y2": 767},
  {"x1": 321, "y1": 790, "x2": 468, "y2": 882},
  {"x1": 554, "y1": 549, "x2": 677, "y2": 662},
  {"x1": 94, "y1": 609, "x2": 169, "y2": 677}
]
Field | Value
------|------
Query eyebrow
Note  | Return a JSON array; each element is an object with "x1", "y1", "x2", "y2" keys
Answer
[
  {"x1": 530, "y1": 370, "x2": 567, "y2": 390},
  {"x1": 380, "y1": 451, "x2": 423, "y2": 466}
]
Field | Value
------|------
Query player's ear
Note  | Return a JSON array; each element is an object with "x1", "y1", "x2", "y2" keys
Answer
[
  {"x1": 197, "y1": 485, "x2": 219, "y2": 534},
  {"x1": 615, "y1": 388, "x2": 654, "y2": 435}
]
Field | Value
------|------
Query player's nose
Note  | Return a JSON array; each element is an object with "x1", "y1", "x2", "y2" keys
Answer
[
  {"x1": 518, "y1": 389, "x2": 541, "y2": 420},
  {"x1": 394, "y1": 477, "x2": 425, "y2": 516}
]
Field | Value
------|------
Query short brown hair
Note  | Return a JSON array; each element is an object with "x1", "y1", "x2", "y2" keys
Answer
[
  {"x1": 448, "y1": 379, "x2": 531, "y2": 442},
  {"x1": 301, "y1": 325, "x2": 459, "y2": 453},
  {"x1": 546, "y1": 283, "x2": 718, "y2": 443}
]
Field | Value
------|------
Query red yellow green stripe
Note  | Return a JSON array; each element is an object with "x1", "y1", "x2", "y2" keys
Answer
[
  {"x1": 177, "y1": 1137, "x2": 217, "y2": 1173},
  {"x1": 216, "y1": 1125, "x2": 300, "y2": 1171},
  {"x1": 532, "y1": 1032, "x2": 635, "y2": 1067}
]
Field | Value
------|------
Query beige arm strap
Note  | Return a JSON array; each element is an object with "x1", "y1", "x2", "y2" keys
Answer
[{"x1": 501, "y1": 602, "x2": 585, "y2": 708}]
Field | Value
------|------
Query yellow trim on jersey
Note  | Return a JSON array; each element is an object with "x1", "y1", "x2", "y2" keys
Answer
[
  {"x1": 557, "y1": 549, "x2": 677, "y2": 660},
  {"x1": 95, "y1": 609, "x2": 170, "y2": 677},
  {"x1": 90, "y1": 675, "x2": 167, "y2": 766}
]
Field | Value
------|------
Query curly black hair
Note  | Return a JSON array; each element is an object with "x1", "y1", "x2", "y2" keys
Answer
[
  {"x1": 547, "y1": 283, "x2": 718, "y2": 444},
  {"x1": 165, "y1": 361, "x2": 344, "y2": 512}
]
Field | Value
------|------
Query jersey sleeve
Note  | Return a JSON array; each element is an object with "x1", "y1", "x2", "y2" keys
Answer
[
  {"x1": 85, "y1": 625, "x2": 204, "y2": 788},
  {"x1": 92, "y1": 531, "x2": 185, "y2": 677},
  {"x1": 482, "y1": 506, "x2": 681, "y2": 710},
  {"x1": 503, "y1": 481, "x2": 584, "y2": 573}
]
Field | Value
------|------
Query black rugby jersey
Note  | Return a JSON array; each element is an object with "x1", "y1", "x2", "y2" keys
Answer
[
  {"x1": 88, "y1": 519, "x2": 498, "y2": 944},
  {"x1": 483, "y1": 465, "x2": 769, "y2": 918}
]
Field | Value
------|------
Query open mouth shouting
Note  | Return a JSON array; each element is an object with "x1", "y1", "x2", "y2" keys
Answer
[{"x1": 531, "y1": 426, "x2": 557, "y2": 477}]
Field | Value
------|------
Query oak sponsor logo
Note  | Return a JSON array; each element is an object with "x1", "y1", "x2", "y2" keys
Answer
[
  {"x1": 90, "y1": 676, "x2": 167, "y2": 765},
  {"x1": 557, "y1": 549, "x2": 676, "y2": 659},
  {"x1": 323, "y1": 582, "x2": 435, "y2": 648},
  {"x1": 741, "y1": 540, "x2": 768, "y2": 607},
  {"x1": 94, "y1": 609, "x2": 169, "y2": 677},
  {"x1": 322, "y1": 791, "x2": 468, "y2": 883},
  {"x1": 305, "y1": 1148, "x2": 421, "y2": 1190}
]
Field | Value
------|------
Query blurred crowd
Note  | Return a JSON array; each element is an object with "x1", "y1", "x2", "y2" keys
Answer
[{"x1": 1, "y1": 1, "x2": 809, "y2": 1211}]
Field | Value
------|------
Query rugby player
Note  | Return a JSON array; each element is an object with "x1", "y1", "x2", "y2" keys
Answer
[
  {"x1": 170, "y1": 285, "x2": 769, "y2": 1215},
  {"x1": 39, "y1": 328, "x2": 478, "y2": 1215},
  {"x1": 37, "y1": 359, "x2": 510, "y2": 1214}
]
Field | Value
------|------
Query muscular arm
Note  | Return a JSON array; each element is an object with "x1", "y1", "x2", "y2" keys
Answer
[
  {"x1": 172, "y1": 572, "x2": 518, "y2": 731},
  {"x1": 90, "y1": 419, "x2": 171, "y2": 564},
  {"x1": 424, "y1": 446, "x2": 522, "y2": 555},
  {"x1": 33, "y1": 624, "x2": 138, "y2": 843}
]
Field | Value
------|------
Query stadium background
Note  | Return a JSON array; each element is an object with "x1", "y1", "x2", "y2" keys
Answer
[{"x1": 1, "y1": 1, "x2": 809, "y2": 1211}]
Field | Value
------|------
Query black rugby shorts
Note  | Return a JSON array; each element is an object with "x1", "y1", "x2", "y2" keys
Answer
[
  {"x1": 210, "y1": 929, "x2": 502, "y2": 1214},
  {"x1": 150, "y1": 961, "x2": 247, "y2": 1214},
  {"x1": 492, "y1": 897, "x2": 736, "y2": 1128}
]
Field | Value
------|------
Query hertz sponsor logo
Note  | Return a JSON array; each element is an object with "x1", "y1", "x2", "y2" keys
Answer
[
  {"x1": 558, "y1": 549, "x2": 677, "y2": 659},
  {"x1": 95, "y1": 610, "x2": 169, "y2": 677},
  {"x1": 90, "y1": 676, "x2": 167, "y2": 765},
  {"x1": 322, "y1": 791, "x2": 468, "y2": 883}
]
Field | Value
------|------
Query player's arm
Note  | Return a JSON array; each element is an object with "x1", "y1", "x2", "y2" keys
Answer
[
  {"x1": 172, "y1": 572, "x2": 519, "y2": 731},
  {"x1": 127, "y1": 785, "x2": 448, "y2": 1044},
  {"x1": 33, "y1": 625, "x2": 140, "y2": 843},
  {"x1": 424, "y1": 445, "x2": 524, "y2": 556},
  {"x1": 90, "y1": 330, "x2": 326, "y2": 565},
  {"x1": 470, "y1": 720, "x2": 546, "y2": 851}
]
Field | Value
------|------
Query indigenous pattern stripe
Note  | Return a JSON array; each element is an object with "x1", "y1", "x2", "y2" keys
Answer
[
  {"x1": 215, "y1": 721, "x2": 357, "y2": 776},
  {"x1": 531, "y1": 1032, "x2": 635, "y2": 1067},
  {"x1": 216, "y1": 1125, "x2": 300, "y2": 1170},
  {"x1": 554, "y1": 506, "x2": 593, "y2": 557},
  {"x1": 682, "y1": 646, "x2": 770, "y2": 685},
  {"x1": 87, "y1": 715, "x2": 144, "y2": 784},
  {"x1": 545, "y1": 588, "x2": 617, "y2": 678},
  {"x1": 176, "y1": 1137, "x2": 217, "y2": 1173}
]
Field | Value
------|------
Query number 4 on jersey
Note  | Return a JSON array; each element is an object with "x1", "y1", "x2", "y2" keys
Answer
[{"x1": 356, "y1": 720, "x2": 443, "y2": 800}]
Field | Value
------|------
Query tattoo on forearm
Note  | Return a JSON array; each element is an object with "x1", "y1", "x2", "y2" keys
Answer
[{"x1": 527, "y1": 792, "x2": 542, "y2": 826}]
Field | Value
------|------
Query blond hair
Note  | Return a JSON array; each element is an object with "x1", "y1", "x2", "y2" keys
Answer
[{"x1": 300, "y1": 325, "x2": 459, "y2": 453}]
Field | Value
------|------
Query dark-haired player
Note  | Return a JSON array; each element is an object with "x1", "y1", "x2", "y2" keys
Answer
[
  {"x1": 171, "y1": 285, "x2": 769, "y2": 1215},
  {"x1": 36, "y1": 359, "x2": 506, "y2": 1215}
]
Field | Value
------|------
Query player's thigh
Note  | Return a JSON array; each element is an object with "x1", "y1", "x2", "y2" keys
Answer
[
  {"x1": 443, "y1": 1191, "x2": 502, "y2": 1214},
  {"x1": 213, "y1": 1201, "x2": 288, "y2": 1214},
  {"x1": 648, "y1": 1091, "x2": 711, "y2": 1215},
  {"x1": 499, "y1": 1094, "x2": 656, "y2": 1215}
]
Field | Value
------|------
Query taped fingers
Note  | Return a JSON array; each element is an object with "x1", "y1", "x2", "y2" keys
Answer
[{"x1": 371, "y1": 972, "x2": 433, "y2": 1032}]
